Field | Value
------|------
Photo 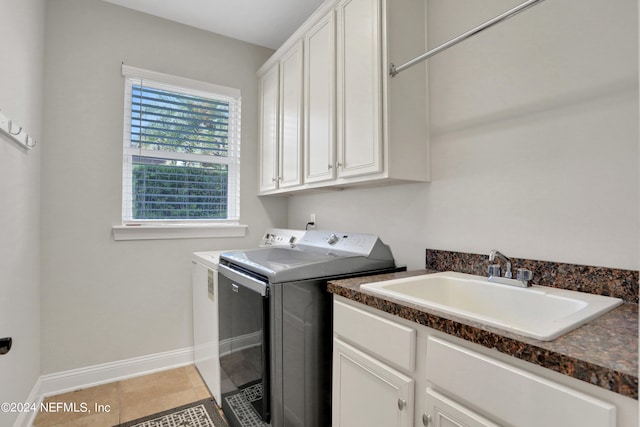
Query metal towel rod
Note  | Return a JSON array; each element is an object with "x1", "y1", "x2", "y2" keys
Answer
[{"x1": 390, "y1": 0, "x2": 546, "y2": 77}]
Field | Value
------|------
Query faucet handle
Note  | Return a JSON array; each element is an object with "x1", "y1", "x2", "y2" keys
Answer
[
  {"x1": 516, "y1": 268, "x2": 533, "y2": 284},
  {"x1": 487, "y1": 264, "x2": 501, "y2": 277}
]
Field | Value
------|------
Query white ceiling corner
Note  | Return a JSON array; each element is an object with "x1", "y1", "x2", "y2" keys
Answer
[{"x1": 102, "y1": 0, "x2": 325, "y2": 49}]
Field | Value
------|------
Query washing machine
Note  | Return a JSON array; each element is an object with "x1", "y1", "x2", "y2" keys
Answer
[
  {"x1": 217, "y1": 230, "x2": 399, "y2": 427},
  {"x1": 191, "y1": 229, "x2": 306, "y2": 404}
]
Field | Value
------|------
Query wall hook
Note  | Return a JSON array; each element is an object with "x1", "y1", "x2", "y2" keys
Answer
[
  {"x1": 1, "y1": 109, "x2": 36, "y2": 151},
  {"x1": 8, "y1": 120, "x2": 22, "y2": 135},
  {"x1": 25, "y1": 135, "x2": 37, "y2": 148}
]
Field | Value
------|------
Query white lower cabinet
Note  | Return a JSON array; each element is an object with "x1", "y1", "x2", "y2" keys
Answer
[
  {"x1": 333, "y1": 299, "x2": 416, "y2": 427},
  {"x1": 424, "y1": 388, "x2": 498, "y2": 427},
  {"x1": 425, "y1": 336, "x2": 615, "y2": 427},
  {"x1": 332, "y1": 296, "x2": 637, "y2": 427},
  {"x1": 333, "y1": 338, "x2": 414, "y2": 427}
]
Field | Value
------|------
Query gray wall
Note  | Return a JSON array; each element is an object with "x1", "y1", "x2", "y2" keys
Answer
[
  {"x1": 40, "y1": 0, "x2": 285, "y2": 374},
  {"x1": 289, "y1": 0, "x2": 639, "y2": 271},
  {"x1": 0, "y1": 1, "x2": 44, "y2": 424}
]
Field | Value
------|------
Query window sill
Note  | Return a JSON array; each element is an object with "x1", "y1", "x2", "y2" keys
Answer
[{"x1": 112, "y1": 223, "x2": 248, "y2": 241}]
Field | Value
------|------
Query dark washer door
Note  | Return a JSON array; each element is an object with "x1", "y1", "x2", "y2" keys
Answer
[{"x1": 218, "y1": 270, "x2": 270, "y2": 425}]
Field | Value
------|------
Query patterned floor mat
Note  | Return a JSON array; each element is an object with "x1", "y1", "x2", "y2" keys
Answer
[
  {"x1": 114, "y1": 398, "x2": 228, "y2": 427},
  {"x1": 222, "y1": 383, "x2": 268, "y2": 427}
]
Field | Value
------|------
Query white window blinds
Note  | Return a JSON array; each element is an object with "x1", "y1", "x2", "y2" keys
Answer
[{"x1": 121, "y1": 65, "x2": 241, "y2": 222}]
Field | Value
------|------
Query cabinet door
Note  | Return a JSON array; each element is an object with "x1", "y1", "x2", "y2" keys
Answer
[
  {"x1": 425, "y1": 388, "x2": 499, "y2": 427},
  {"x1": 336, "y1": 0, "x2": 383, "y2": 178},
  {"x1": 333, "y1": 338, "x2": 413, "y2": 427},
  {"x1": 304, "y1": 12, "x2": 336, "y2": 184},
  {"x1": 279, "y1": 42, "x2": 304, "y2": 188},
  {"x1": 258, "y1": 64, "x2": 279, "y2": 192},
  {"x1": 426, "y1": 336, "x2": 616, "y2": 427}
]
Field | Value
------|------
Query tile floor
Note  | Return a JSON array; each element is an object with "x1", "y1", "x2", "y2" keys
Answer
[{"x1": 33, "y1": 365, "x2": 214, "y2": 427}]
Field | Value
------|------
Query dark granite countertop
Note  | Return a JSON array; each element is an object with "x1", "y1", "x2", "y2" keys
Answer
[{"x1": 328, "y1": 270, "x2": 638, "y2": 400}]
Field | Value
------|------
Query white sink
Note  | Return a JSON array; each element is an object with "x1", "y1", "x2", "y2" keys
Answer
[{"x1": 360, "y1": 271, "x2": 623, "y2": 341}]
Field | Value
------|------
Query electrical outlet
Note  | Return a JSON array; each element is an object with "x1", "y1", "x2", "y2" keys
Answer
[{"x1": 310, "y1": 213, "x2": 316, "y2": 224}]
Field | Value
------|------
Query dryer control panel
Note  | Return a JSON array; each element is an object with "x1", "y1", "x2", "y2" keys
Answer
[
  {"x1": 296, "y1": 230, "x2": 394, "y2": 259},
  {"x1": 260, "y1": 228, "x2": 306, "y2": 246}
]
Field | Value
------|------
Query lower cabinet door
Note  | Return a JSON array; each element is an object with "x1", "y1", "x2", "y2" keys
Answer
[
  {"x1": 424, "y1": 388, "x2": 499, "y2": 427},
  {"x1": 332, "y1": 338, "x2": 413, "y2": 427}
]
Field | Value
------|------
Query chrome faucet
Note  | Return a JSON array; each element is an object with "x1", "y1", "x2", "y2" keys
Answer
[
  {"x1": 489, "y1": 249, "x2": 512, "y2": 278},
  {"x1": 487, "y1": 249, "x2": 533, "y2": 288}
]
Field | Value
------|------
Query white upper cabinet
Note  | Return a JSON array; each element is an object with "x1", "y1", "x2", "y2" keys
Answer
[
  {"x1": 304, "y1": 12, "x2": 336, "y2": 184},
  {"x1": 258, "y1": 64, "x2": 279, "y2": 193},
  {"x1": 258, "y1": 42, "x2": 304, "y2": 192},
  {"x1": 336, "y1": 0, "x2": 383, "y2": 178},
  {"x1": 257, "y1": 0, "x2": 429, "y2": 195},
  {"x1": 278, "y1": 41, "x2": 304, "y2": 189}
]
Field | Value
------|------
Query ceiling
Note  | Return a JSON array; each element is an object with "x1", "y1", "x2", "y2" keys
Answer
[{"x1": 102, "y1": 0, "x2": 325, "y2": 50}]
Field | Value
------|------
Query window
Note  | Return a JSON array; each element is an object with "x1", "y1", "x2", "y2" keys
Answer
[{"x1": 121, "y1": 65, "x2": 241, "y2": 224}]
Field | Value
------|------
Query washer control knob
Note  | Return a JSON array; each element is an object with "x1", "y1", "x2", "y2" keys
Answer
[{"x1": 327, "y1": 233, "x2": 339, "y2": 245}]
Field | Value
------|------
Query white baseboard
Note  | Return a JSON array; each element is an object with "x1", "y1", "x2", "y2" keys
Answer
[
  {"x1": 12, "y1": 377, "x2": 42, "y2": 427},
  {"x1": 15, "y1": 347, "x2": 194, "y2": 427}
]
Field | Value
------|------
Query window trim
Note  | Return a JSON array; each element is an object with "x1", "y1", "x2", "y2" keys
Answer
[
  {"x1": 112, "y1": 222, "x2": 248, "y2": 241},
  {"x1": 116, "y1": 65, "x2": 245, "y2": 240},
  {"x1": 122, "y1": 64, "x2": 241, "y2": 100}
]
